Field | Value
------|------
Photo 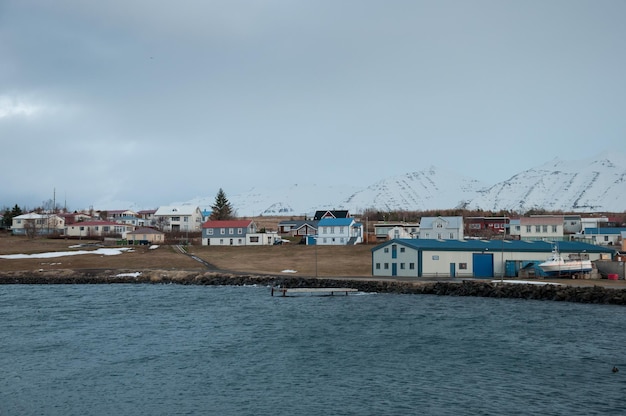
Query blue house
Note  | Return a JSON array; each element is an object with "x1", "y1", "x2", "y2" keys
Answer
[{"x1": 316, "y1": 218, "x2": 363, "y2": 245}]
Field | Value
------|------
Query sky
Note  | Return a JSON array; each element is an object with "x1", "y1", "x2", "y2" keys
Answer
[{"x1": 1, "y1": 0, "x2": 625, "y2": 211}]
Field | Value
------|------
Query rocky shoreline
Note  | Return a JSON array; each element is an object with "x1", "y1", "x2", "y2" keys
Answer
[{"x1": 1, "y1": 269, "x2": 626, "y2": 305}]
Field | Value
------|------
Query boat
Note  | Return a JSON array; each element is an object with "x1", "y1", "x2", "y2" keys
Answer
[{"x1": 538, "y1": 245, "x2": 593, "y2": 276}]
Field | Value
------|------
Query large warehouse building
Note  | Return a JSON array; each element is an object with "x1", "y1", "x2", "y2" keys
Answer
[{"x1": 371, "y1": 239, "x2": 615, "y2": 278}]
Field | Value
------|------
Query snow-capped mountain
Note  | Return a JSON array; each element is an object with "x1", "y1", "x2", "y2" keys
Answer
[
  {"x1": 341, "y1": 167, "x2": 487, "y2": 212},
  {"x1": 468, "y1": 152, "x2": 626, "y2": 213},
  {"x1": 184, "y1": 152, "x2": 626, "y2": 216}
]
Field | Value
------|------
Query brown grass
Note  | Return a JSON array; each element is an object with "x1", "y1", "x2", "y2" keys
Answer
[{"x1": 0, "y1": 234, "x2": 372, "y2": 276}]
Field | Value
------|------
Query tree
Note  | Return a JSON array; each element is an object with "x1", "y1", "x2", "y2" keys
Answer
[{"x1": 210, "y1": 188, "x2": 234, "y2": 220}]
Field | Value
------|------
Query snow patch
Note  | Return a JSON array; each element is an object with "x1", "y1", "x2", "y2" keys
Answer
[{"x1": 0, "y1": 248, "x2": 132, "y2": 259}]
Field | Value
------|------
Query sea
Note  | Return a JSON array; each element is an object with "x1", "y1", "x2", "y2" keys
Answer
[{"x1": 1, "y1": 284, "x2": 625, "y2": 416}]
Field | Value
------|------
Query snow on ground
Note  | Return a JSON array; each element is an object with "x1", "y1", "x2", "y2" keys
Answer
[
  {"x1": 0, "y1": 248, "x2": 132, "y2": 259},
  {"x1": 115, "y1": 272, "x2": 142, "y2": 277},
  {"x1": 149, "y1": 245, "x2": 159, "y2": 250},
  {"x1": 281, "y1": 269, "x2": 297, "y2": 273}
]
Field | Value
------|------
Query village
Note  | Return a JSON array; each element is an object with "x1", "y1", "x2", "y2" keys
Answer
[{"x1": 2, "y1": 200, "x2": 626, "y2": 281}]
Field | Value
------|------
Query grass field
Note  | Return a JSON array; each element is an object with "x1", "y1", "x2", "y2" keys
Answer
[{"x1": 0, "y1": 234, "x2": 373, "y2": 277}]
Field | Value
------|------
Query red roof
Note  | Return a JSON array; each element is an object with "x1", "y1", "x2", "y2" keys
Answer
[
  {"x1": 66, "y1": 221, "x2": 128, "y2": 227},
  {"x1": 202, "y1": 220, "x2": 253, "y2": 229}
]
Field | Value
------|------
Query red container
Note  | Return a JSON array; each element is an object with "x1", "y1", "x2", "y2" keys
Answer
[{"x1": 607, "y1": 274, "x2": 618, "y2": 280}]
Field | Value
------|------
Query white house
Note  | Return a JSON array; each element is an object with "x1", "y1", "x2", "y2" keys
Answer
[
  {"x1": 11, "y1": 213, "x2": 65, "y2": 236},
  {"x1": 65, "y1": 221, "x2": 135, "y2": 238},
  {"x1": 374, "y1": 222, "x2": 420, "y2": 241},
  {"x1": 418, "y1": 216, "x2": 464, "y2": 240},
  {"x1": 316, "y1": 218, "x2": 363, "y2": 245},
  {"x1": 518, "y1": 216, "x2": 564, "y2": 241},
  {"x1": 154, "y1": 205, "x2": 203, "y2": 232}
]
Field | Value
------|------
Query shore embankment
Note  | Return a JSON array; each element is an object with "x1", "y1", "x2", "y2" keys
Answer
[{"x1": 2, "y1": 269, "x2": 626, "y2": 305}]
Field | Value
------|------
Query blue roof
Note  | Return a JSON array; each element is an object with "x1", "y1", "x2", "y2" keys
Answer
[
  {"x1": 584, "y1": 227, "x2": 626, "y2": 235},
  {"x1": 372, "y1": 239, "x2": 615, "y2": 254},
  {"x1": 318, "y1": 218, "x2": 356, "y2": 226}
]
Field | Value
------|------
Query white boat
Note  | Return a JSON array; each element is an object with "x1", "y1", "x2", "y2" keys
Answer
[{"x1": 538, "y1": 246, "x2": 593, "y2": 276}]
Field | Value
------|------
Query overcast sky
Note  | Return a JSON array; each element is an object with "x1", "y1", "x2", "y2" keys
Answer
[{"x1": 1, "y1": 0, "x2": 624, "y2": 211}]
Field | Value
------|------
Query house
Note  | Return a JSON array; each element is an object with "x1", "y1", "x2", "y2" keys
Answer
[
  {"x1": 116, "y1": 215, "x2": 150, "y2": 228},
  {"x1": 418, "y1": 216, "x2": 464, "y2": 240},
  {"x1": 154, "y1": 205, "x2": 203, "y2": 232},
  {"x1": 202, "y1": 220, "x2": 258, "y2": 246},
  {"x1": 65, "y1": 221, "x2": 135, "y2": 238},
  {"x1": 563, "y1": 215, "x2": 582, "y2": 234},
  {"x1": 11, "y1": 213, "x2": 65, "y2": 236},
  {"x1": 100, "y1": 209, "x2": 138, "y2": 220},
  {"x1": 374, "y1": 222, "x2": 420, "y2": 241},
  {"x1": 517, "y1": 216, "x2": 564, "y2": 241},
  {"x1": 278, "y1": 219, "x2": 319, "y2": 237},
  {"x1": 137, "y1": 209, "x2": 157, "y2": 222},
  {"x1": 581, "y1": 227, "x2": 626, "y2": 246},
  {"x1": 371, "y1": 239, "x2": 614, "y2": 278},
  {"x1": 313, "y1": 210, "x2": 350, "y2": 221},
  {"x1": 246, "y1": 231, "x2": 281, "y2": 246},
  {"x1": 316, "y1": 218, "x2": 363, "y2": 245},
  {"x1": 126, "y1": 227, "x2": 165, "y2": 244},
  {"x1": 58, "y1": 212, "x2": 92, "y2": 226},
  {"x1": 464, "y1": 217, "x2": 508, "y2": 238}
]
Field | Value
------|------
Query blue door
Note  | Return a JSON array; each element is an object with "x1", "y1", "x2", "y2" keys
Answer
[
  {"x1": 473, "y1": 253, "x2": 494, "y2": 278},
  {"x1": 450, "y1": 263, "x2": 456, "y2": 277},
  {"x1": 391, "y1": 263, "x2": 397, "y2": 276}
]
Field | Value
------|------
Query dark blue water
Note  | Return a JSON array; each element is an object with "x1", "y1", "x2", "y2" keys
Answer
[{"x1": 1, "y1": 284, "x2": 625, "y2": 415}]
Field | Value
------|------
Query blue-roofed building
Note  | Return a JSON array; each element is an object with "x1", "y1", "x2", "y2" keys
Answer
[
  {"x1": 317, "y1": 218, "x2": 363, "y2": 245},
  {"x1": 371, "y1": 239, "x2": 615, "y2": 278},
  {"x1": 580, "y1": 227, "x2": 626, "y2": 246}
]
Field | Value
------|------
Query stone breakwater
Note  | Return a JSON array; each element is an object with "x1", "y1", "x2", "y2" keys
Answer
[{"x1": 1, "y1": 269, "x2": 625, "y2": 305}]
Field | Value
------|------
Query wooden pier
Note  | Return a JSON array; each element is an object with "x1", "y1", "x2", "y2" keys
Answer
[{"x1": 271, "y1": 287, "x2": 358, "y2": 297}]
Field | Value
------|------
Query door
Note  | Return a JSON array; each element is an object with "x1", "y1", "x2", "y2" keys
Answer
[
  {"x1": 473, "y1": 253, "x2": 494, "y2": 278},
  {"x1": 450, "y1": 263, "x2": 456, "y2": 277},
  {"x1": 391, "y1": 263, "x2": 397, "y2": 276}
]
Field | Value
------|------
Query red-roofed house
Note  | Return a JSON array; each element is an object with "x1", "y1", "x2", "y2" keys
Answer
[{"x1": 202, "y1": 220, "x2": 258, "y2": 246}]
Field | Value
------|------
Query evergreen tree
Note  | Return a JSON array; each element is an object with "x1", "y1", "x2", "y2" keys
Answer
[{"x1": 210, "y1": 188, "x2": 234, "y2": 220}]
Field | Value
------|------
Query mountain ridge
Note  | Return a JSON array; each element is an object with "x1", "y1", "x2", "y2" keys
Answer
[{"x1": 183, "y1": 152, "x2": 626, "y2": 216}]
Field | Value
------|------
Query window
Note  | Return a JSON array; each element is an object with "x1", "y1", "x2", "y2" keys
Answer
[
  {"x1": 250, "y1": 236, "x2": 259, "y2": 243},
  {"x1": 425, "y1": 233, "x2": 430, "y2": 238},
  {"x1": 375, "y1": 263, "x2": 381, "y2": 269},
  {"x1": 384, "y1": 247, "x2": 389, "y2": 253},
  {"x1": 220, "y1": 239, "x2": 224, "y2": 244},
  {"x1": 207, "y1": 229, "x2": 213, "y2": 235},
  {"x1": 384, "y1": 263, "x2": 389, "y2": 269},
  {"x1": 400, "y1": 247, "x2": 405, "y2": 253},
  {"x1": 526, "y1": 225, "x2": 531, "y2": 232},
  {"x1": 437, "y1": 233, "x2": 442, "y2": 239},
  {"x1": 184, "y1": 217, "x2": 188, "y2": 222},
  {"x1": 535, "y1": 225, "x2": 541, "y2": 232},
  {"x1": 171, "y1": 216, "x2": 180, "y2": 222},
  {"x1": 552, "y1": 225, "x2": 557, "y2": 232},
  {"x1": 459, "y1": 263, "x2": 467, "y2": 270},
  {"x1": 229, "y1": 228, "x2": 234, "y2": 234},
  {"x1": 409, "y1": 263, "x2": 415, "y2": 269},
  {"x1": 469, "y1": 224, "x2": 481, "y2": 229},
  {"x1": 449, "y1": 233, "x2": 454, "y2": 239},
  {"x1": 516, "y1": 225, "x2": 520, "y2": 231},
  {"x1": 432, "y1": 255, "x2": 439, "y2": 260},
  {"x1": 436, "y1": 223, "x2": 443, "y2": 228},
  {"x1": 604, "y1": 236, "x2": 609, "y2": 242},
  {"x1": 330, "y1": 227, "x2": 335, "y2": 234},
  {"x1": 238, "y1": 239, "x2": 243, "y2": 244},
  {"x1": 400, "y1": 263, "x2": 405, "y2": 269},
  {"x1": 237, "y1": 228, "x2": 243, "y2": 234},
  {"x1": 542, "y1": 225, "x2": 548, "y2": 232},
  {"x1": 220, "y1": 228, "x2": 225, "y2": 235}
]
